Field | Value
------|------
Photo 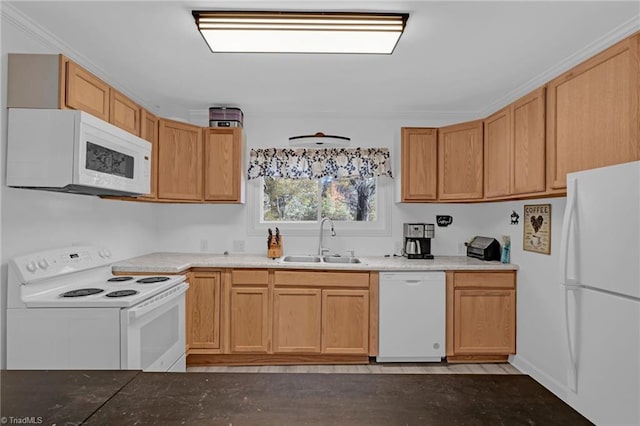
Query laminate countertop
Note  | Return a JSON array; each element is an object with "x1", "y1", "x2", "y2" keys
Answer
[{"x1": 112, "y1": 252, "x2": 517, "y2": 274}]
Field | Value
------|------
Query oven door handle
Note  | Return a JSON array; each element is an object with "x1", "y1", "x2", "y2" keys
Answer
[{"x1": 127, "y1": 283, "x2": 189, "y2": 321}]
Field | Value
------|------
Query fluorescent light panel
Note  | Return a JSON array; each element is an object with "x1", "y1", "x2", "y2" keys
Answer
[{"x1": 193, "y1": 11, "x2": 408, "y2": 54}]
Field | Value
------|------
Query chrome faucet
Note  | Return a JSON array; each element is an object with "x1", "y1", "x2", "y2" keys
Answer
[{"x1": 318, "y1": 217, "x2": 336, "y2": 256}]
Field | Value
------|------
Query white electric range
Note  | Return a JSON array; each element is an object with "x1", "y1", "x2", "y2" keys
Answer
[{"x1": 7, "y1": 246, "x2": 189, "y2": 372}]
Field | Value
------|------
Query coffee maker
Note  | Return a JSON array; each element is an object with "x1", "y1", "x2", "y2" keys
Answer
[{"x1": 403, "y1": 223, "x2": 435, "y2": 259}]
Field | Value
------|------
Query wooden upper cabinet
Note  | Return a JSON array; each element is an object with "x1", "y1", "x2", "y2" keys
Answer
[
  {"x1": 139, "y1": 110, "x2": 159, "y2": 199},
  {"x1": 65, "y1": 60, "x2": 110, "y2": 121},
  {"x1": 204, "y1": 128, "x2": 243, "y2": 202},
  {"x1": 401, "y1": 127, "x2": 438, "y2": 201},
  {"x1": 109, "y1": 89, "x2": 141, "y2": 136},
  {"x1": 157, "y1": 119, "x2": 203, "y2": 201},
  {"x1": 438, "y1": 120, "x2": 484, "y2": 200},
  {"x1": 484, "y1": 108, "x2": 512, "y2": 198},
  {"x1": 512, "y1": 87, "x2": 546, "y2": 195},
  {"x1": 547, "y1": 34, "x2": 640, "y2": 190}
]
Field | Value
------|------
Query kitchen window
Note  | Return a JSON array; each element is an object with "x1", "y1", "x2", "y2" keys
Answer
[{"x1": 247, "y1": 147, "x2": 392, "y2": 236}]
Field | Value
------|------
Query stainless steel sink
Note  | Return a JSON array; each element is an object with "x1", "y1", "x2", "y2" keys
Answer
[
  {"x1": 322, "y1": 256, "x2": 361, "y2": 264},
  {"x1": 282, "y1": 255, "x2": 322, "y2": 263}
]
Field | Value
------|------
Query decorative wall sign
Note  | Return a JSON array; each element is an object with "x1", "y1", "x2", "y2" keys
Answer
[
  {"x1": 436, "y1": 215, "x2": 453, "y2": 227},
  {"x1": 523, "y1": 204, "x2": 551, "y2": 254},
  {"x1": 510, "y1": 210, "x2": 520, "y2": 225}
]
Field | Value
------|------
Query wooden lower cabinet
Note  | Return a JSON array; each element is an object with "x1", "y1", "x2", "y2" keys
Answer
[
  {"x1": 446, "y1": 271, "x2": 516, "y2": 362},
  {"x1": 273, "y1": 288, "x2": 321, "y2": 353},
  {"x1": 321, "y1": 289, "x2": 369, "y2": 355},
  {"x1": 187, "y1": 272, "x2": 221, "y2": 350},
  {"x1": 230, "y1": 287, "x2": 269, "y2": 353}
]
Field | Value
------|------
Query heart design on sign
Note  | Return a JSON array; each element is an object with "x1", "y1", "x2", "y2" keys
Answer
[{"x1": 530, "y1": 215, "x2": 544, "y2": 233}]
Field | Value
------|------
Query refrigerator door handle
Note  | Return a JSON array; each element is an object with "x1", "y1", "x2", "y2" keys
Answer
[
  {"x1": 564, "y1": 286, "x2": 578, "y2": 392},
  {"x1": 560, "y1": 177, "x2": 577, "y2": 287},
  {"x1": 561, "y1": 177, "x2": 578, "y2": 392}
]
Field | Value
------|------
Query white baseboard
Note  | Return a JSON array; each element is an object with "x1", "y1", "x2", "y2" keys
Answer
[{"x1": 510, "y1": 354, "x2": 568, "y2": 402}]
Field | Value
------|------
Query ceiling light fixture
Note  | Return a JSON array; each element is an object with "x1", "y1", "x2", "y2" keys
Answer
[
  {"x1": 289, "y1": 132, "x2": 351, "y2": 147},
  {"x1": 192, "y1": 11, "x2": 409, "y2": 54}
]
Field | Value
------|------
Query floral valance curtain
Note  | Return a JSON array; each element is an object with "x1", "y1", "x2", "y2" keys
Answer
[{"x1": 247, "y1": 148, "x2": 393, "y2": 180}]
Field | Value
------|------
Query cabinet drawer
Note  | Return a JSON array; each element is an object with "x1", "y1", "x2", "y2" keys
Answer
[
  {"x1": 274, "y1": 271, "x2": 369, "y2": 288},
  {"x1": 232, "y1": 269, "x2": 269, "y2": 285},
  {"x1": 454, "y1": 272, "x2": 515, "y2": 289}
]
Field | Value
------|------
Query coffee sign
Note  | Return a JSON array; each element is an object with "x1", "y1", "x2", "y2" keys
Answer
[{"x1": 523, "y1": 204, "x2": 551, "y2": 254}]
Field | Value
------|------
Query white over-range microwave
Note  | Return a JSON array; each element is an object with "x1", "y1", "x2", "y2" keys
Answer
[{"x1": 7, "y1": 108, "x2": 151, "y2": 196}]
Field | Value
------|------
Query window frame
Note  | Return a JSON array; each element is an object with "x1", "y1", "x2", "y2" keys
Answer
[{"x1": 246, "y1": 176, "x2": 392, "y2": 237}]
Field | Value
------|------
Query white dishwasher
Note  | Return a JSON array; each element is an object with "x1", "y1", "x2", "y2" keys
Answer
[{"x1": 377, "y1": 271, "x2": 446, "y2": 362}]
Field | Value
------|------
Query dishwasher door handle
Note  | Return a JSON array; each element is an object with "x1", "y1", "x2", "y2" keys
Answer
[{"x1": 404, "y1": 280, "x2": 422, "y2": 285}]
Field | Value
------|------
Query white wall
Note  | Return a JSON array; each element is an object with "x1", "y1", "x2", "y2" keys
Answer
[{"x1": 0, "y1": 5, "x2": 161, "y2": 368}]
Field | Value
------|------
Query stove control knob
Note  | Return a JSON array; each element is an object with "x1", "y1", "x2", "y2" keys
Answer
[
  {"x1": 104, "y1": 249, "x2": 112, "y2": 258},
  {"x1": 98, "y1": 250, "x2": 104, "y2": 258},
  {"x1": 26, "y1": 261, "x2": 37, "y2": 272},
  {"x1": 38, "y1": 259, "x2": 49, "y2": 269}
]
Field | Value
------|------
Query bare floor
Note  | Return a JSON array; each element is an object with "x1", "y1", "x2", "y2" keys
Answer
[{"x1": 188, "y1": 362, "x2": 522, "y2": 374}]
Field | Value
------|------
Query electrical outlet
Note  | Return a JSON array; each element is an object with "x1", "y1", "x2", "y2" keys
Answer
[
  {"x1": 233, "y1": 240, "x2": 245, "y2": 252},
  {"x1": 394, "y1": 241, "x2": 403, "y2": 254},
  {"x1": 200, "y1": 239, "x2": 208, "y2": 252},
  {"x1": 458, "y1": 243, "x2": 466, "y2": 255}
]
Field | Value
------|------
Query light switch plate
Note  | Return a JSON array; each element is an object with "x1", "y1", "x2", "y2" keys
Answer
[{"x1": 233, "y1": 240, "x2": 245, "y2": 252}]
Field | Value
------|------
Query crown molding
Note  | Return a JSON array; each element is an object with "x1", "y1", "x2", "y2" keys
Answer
[
  {"x1": 1, "y1": 2, "x2": 156, "y2": 114},
  {"x1": 479, "y1": 13, "x2": 640, "y2": 117}
]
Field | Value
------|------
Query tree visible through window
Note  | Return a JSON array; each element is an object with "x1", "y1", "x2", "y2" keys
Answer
[{"x1": 262, "y1": 177, "x2": 377, "y2": 222}]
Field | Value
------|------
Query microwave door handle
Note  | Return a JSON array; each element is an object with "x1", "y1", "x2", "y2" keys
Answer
[{"x1": 127, "y1": 283, "x2": 189, "y2": 321}]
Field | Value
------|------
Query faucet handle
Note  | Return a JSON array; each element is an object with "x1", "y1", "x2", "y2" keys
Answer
[
  {"x1": 347, "y1": 250, "x2": 355, "y2": 258},
  {"x1": 321, "y1": 248, "x2": 330, "y2": 255}
]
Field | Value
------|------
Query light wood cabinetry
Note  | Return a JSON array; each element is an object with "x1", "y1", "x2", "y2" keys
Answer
[
  {"x1": 273, "y1": 288, "x2": 321, "y2": 353},
  {"x1": 484, "y1": 108, "x2": 512, "y2": 198},
  {"x1": 139, "y1": 110, "x2": 159, "y2": 200},
  {"x1": 230, "y1": 287, "x2": 269, "y2": 353},
  {"x1": 438, "y1": 120, "x2": 484, "y2": 200},
  {"x1": 401, "y1": 127, "x2": 438, "y2": 201},
  {"x1": 157, "y1": 119, "x2": 203, "y2": 201},
  {"x1": 109, "y1": 89, "x2": 141, "y2": 136},
  {"x1": 547, "y1": 34, "x2": 640, "y2": 190},
  {"x1": 204, "y1": 128, "x2": 243, "y2": 202},
  {"x1": 64, "y1": 59, "x2": 111, "y2": 121},
  {"x1": 483, "y1": 87, "x2": 546, "y2": 199},
  {"x1": 187, "y1": 272, "x2": 221, "y2": 351},
  {"x1": 321, "y1": 289, "x2": 369, "y2": 354},
  {"x1": 446, "y1": 271, "x2": 516, "y2": 362}
]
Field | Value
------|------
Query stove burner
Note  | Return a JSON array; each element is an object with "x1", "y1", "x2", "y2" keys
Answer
[
  {"x1": 61, "y1": 288, "x2": 104, "y2": 297},
  {"x1": 136, "y1": 276, "x2": 170, "y2": 284},
  {"x1": 107, "y1": 276, "x2": 134, "y2": 282},
  {"x1": 105, "y1": 290, "x2": 138, "y2": 298}
]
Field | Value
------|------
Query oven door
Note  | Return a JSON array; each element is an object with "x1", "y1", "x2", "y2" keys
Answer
[
  {"x1": 120, "y1": 283, "x2": 188, "y2": 372},
  {"x1": 75, "y1": 117, "x2": 151, "y2": 195}
]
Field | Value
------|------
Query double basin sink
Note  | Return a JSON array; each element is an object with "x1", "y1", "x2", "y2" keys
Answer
[{"x1": 282, "y1": 255, "x2": 361, "y2": 264}]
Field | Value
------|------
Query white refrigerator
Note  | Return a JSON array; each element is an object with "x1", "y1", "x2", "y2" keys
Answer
[{"x1": 560, "y1": 161, "x2": 640, "y2": 426}]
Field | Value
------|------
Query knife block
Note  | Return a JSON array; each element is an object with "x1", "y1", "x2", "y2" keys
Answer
[{"x1": 267, "y1": 237, "x2": 282, "y2": 259}]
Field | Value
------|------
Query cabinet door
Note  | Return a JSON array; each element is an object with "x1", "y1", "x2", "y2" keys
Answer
[
  {"x1": 188, "y1": 272, "x2": 221, "y2": 350},
  {"x1": 401, "y1": 127, "x2": 438, "y2": 201},
  {"x1": 65, "y1": 60, "x2": 110, "y2": 121},
  {"x1": 484, "y1": 108, "x2": 511, "y2": 198},
  {"x1": 230, "y1": 287, "x2": 269, "y2": 353},
  {"x1": 109, "y1": 90, "x2": 141, "y2": 136},
  {"x1": 438, "y1": 120, "x2": 484, "y2": 200},
  {"x1": 512, "y1": 87, "x2": 546, "y2": 195},
  {"x1": 139, "y1": 110, "x2": 159, "y2": 199},
  {"x1": 273, "y1": 288, "x2": 321, "y2": 353},
  {"x1": 547, "y1": 35, "x2": 639, "y2": 189},
  {"x1": 204, "y1": 128, "x2": 242, "y2": 202},
  {"x1": 453, "y1": 289, "x2": 516, "y2": 355},
  {"x1": 158, "y1": 119, "x2": 203, "y2": 201},
  {"x1": 321, "y1": 289, "x2": 369, "y2": 354}
]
